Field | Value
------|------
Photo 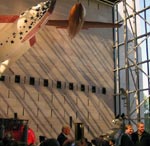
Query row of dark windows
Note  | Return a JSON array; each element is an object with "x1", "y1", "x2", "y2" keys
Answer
[
  {"x1": 0, "y1": 75, "x2": 106, "y2": 94},
  {"x1": 56, "y1": 81, "x2": 106, "y2": 94}
]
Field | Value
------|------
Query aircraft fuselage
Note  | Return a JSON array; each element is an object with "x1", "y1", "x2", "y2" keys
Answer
[{"x1": 0, "y1": 0, "x2": 56, "y2": 74}]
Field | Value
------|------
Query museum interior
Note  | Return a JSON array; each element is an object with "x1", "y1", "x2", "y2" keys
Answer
[{"x1": 0, "y1": 0, "x2": 150, "y2": 145}]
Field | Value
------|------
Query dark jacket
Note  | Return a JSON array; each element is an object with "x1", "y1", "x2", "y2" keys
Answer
[
  {"x1": 101, "y1": 140, "x2": 109, "y2": 146},
  {"x1": 120, "y1": 133, "x2": 134, "y2": 146},
  {"x1": 57, "y1": 133, "x2": 67, "y2": 146},
  {"x1": 132, "y1": 131, "x2": 150, "y2": 146}
]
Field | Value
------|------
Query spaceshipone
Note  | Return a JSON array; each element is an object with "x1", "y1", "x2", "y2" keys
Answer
[{"x1": 0, "y1": 0, "x2": 121, "y2": 75}]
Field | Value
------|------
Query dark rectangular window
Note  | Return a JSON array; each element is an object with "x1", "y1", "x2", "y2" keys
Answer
[
  {"x1": 0, "y1": 76, "x2": 5, "y2": 81},
  {"x1": 81, "y1": 84, "x2": 85, "y2": 91},
  {"x1": 44, "y1": 79, "x2": 48, "y2": 87},
  {"x1": 92, "y1": 86, "x2": 96, "y2": 93},
  {"x1": 15, "y1": 75, "x2": 20, "y2": 83},
  {"x1": 69, "y1": 83, "x2": 74, "y2": 90},
  {"x1": 30, "y1": 77, "x2": 35, "y2": 85},
  {"x1": 102, "y1": 87, "x2": 106, "y2": 94},
  {"x1": 57, "y1": 81, "x2": 61, "y2": 89}
]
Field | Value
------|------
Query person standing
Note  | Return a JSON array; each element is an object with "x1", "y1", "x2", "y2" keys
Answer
[
  {"x1": 57, "y1": 125, "x2": 74, "y2": 146},
  {"x1": 132, "y1": 121, "x2": 150, "y2": 146},
  {"x1": 120, "y1": 124, "x2": 134, "y2": 146}
]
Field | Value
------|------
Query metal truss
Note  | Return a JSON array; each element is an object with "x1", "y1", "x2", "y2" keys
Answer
[{"x1": 113, "y1": 0, "x2": 150, "y2": 129}]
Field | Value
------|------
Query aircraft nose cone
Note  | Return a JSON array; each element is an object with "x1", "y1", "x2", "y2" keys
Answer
[
  {"x1": 48, "y1": 0, "x2": 56, "y2": 13},
  {"x1": 50, "y1": 0, "x2": 56, "y2": 5}
]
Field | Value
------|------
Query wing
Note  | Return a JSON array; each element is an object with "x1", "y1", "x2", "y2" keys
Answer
[
  {"x1": 46, "y1": 20, "x2": 68, "y2": 28},
  {"x1": 83, "y1": 21, "x2": 122, "y2": 29},
  {"x1": 46, "y1": 20, "x2": 121, "y2": 29},
  {"x1": 0, "y1": 15, "x2": 19, "y2": 23},
  {"x1": 45, "y1": 2, "x2": 122, "y2": 38}
]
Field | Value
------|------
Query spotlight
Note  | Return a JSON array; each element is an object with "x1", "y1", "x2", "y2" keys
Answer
[{"x1": 57, "y1": 81, "x2": 61, "y2": 89}]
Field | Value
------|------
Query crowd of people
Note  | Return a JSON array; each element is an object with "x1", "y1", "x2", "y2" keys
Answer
[
  {"x1": 40, "y1": 121, "x2": 150, "y2": 146},
  {"x1": 120, "y1": 121, "x2": 150, "y2": 146},
  {"x1": 92, "y1": 121, "x2": 150, "y2": 146},
  {"x1": 39, "y1": 124, "x2": 92, "y2": 146},
  {"x1": 1, "y1": 119, "x2": 150, "y2": 146}
]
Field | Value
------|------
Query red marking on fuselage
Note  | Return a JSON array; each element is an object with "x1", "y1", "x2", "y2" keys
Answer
[
  {"x1": 29, "y1": 36, "x2": 36, "y2": 46},
  {"x1": 21, "y1": 12, "x2": 50, "y2": 43},
  {"x1": 0, "y1": 15, "x2": 19, "y2": 23}
]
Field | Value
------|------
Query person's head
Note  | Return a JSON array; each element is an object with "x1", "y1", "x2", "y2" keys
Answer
[
  {"x1": 125, "y1": 124, "x2": 133, "y2": 135},
  {"x1": 109, "y1": 139, "x2": 115, "y2": 146},
  {"x1": 40, "y1": 138, "x2": 60, "y2": 146},
  {"x1": 137, "y1": 122, "x2": 145, "y2": 135},
  {"x1": 62, "y1": 125, "x2": 71, "y2": 135},
  {"x1": 99, "y1": 135, "x2": 104, "y2": 140}
]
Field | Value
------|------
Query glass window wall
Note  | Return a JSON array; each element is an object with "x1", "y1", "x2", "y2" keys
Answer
[{"x1": 113, "y1": 0, "x2": 150, "y2": 130}]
